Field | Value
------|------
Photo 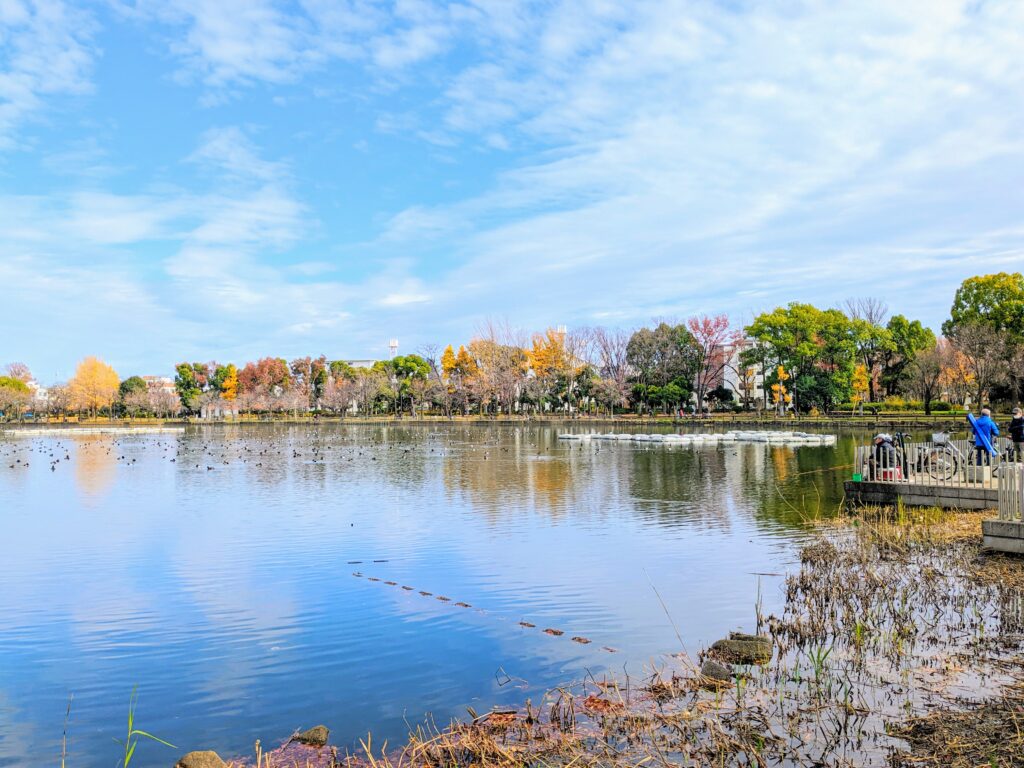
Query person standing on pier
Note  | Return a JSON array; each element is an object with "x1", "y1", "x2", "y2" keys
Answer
[
  {"x1": 1010, "y1": 407, "x2": 1024, "y2": 462},
  {"x1": 970, "y1": 407, "x2": 1000, "y2": 466}
]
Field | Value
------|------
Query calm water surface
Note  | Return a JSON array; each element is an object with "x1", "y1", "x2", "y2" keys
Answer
[{"x1": 0, "y1": 424, "x2": 857, "y2": 766}]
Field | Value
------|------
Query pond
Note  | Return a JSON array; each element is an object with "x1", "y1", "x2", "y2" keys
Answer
[{"x1": 0, "y1": 423, "x2": 859, "y2": 766}]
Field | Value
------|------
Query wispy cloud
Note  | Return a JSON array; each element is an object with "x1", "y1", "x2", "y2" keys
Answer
[
  {"x1": 0, "y1": 0, "x2": 95, "y2": 149},
  {"x1": 366, "y1": 0, "x2": 1024, "y2": 332}
]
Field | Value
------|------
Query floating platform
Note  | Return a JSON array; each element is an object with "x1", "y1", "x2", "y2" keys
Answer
[
  {"x1": 558, "y1": 430, "x2": 837, "y2": 447},
  {"x1": 0, "y1": 427, "x2": 186, "y2": 436}
]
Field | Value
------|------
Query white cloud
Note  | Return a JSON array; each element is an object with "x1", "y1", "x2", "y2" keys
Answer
[
  {"x1": 140, "y1": 0, "x2": 318, "y2": 87},
  {"x1": 188, "y1": 126, "x2": 288, "y2": 182},
  {"x1": 364, "y1": 0, "x2": 1024, "y2": 335},
  {"x1": 6, "y1": 0, "x2": 1024, "y2": 373},
  {"x1": 0, "y1": 0, "x2": 95, "y2": 149}
]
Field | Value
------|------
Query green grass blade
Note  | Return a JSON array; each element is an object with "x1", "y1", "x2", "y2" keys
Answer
[{"x1": 131, "y1": 729, "x2": 177, "y2": 749}]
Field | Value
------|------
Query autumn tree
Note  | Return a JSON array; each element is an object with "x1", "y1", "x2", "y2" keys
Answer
[
  {"x1": 850, "y1": 364, "x2": 870, "y2": 413},
  {"x1": 148, "y1": 389, "x2": 181, "y2": 418},
  {"x1": 0, "y1": 376, "x2": 31, "y2": 420},
  {"x1": 422, "y1": 344, "x2": 454, "y2": 418},
  {"x1": 907, "y1": 341, "x2": 950, "y2": 415},
  {"x1": 69, "y1": 357, "x2": 120, "y2": 417},
  {"x1": 45, "y1": 384, "x2": 72, "y2": 417},
  {"x1": 238, "y1": 358, "x2": 290, "y2": 411},
  {"x1": 122, "y1": 389, "x2": 152, "y2": 417},
  {"x1": 286, "y1": 357, "x2": 327, "y2": 409},
  {"x1": 687, "y1": 314, "x2": 736, "y2": 412},
  {"x1": 948, "y1": 322, "x2": 1009, "y2": 407},
  {"x1": 943, "y1": 274, "x2": 1024, "y2": 401},
  {"x1": 443, "y1": 344, "x2": 480, "y2": 415},
  {"x1": 770, "y1": 365, "x2": 792, "y2": 415},
  {"x1": 320, "y1": 375, "x2": 355, "y2": 414},
  {"x1": 352, "y1": 368, "x2": 387, "y2": 415},
  {"x1": 529, "y1": 329, "x2": 575, "y2": 413},
  {"x1": 4, "y1": 362, "x2": 32, "y2": 383},
  {"x1": 590, "y1": 377, "x2": 628, "y2": 416},
  {"x1": 844, "y1": 298, "x2": 892, "y2": 402},
  {"x1": 220, "y1": 364, "x2": 239, "y2": 401}
]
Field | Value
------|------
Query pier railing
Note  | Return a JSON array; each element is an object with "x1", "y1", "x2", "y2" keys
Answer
[
  {"x1": 998, "y1": 464, "x2": 1024, "y2": 522},
  {"x1": 855, "y1": 435, "x2": 1013, "y2": 488}
]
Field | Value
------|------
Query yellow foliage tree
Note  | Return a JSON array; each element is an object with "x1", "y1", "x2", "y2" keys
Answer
[
  {"x1": 528, "y1": 329, "x2": 567, "y2": 379},
  {"x1": 221, "y1": 364, "x2": 239, "y2": 401},
  {"x1": 851, "y1": 364, "x2": 870, "y2": 406},
  {"x1": 770, "y1": 365, "x2": 794, "y2": 415},
  {"x1": 940, "y1": 348, "x2": 975, "y2": 406},
  {"x1": 69, "y1": 357, "x2": 120, "y2": 417},
  {"x1": 453, "y1": 345, "x2": 479, "y2": 378},
  {"x1": 441, "y1": 345, "x2": 456, "y2": 380}
]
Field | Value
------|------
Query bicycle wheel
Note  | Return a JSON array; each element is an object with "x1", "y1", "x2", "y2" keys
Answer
[{"x1": 924, "y1": 449, "x2": 957, "y2": 481}]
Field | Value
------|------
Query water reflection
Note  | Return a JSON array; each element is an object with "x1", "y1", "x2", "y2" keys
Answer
[
  {"x1": 0, "y1": 424, "x2": 858, "y2": 768},
  {"x1": 72, "y1": 437, "x2": 118, "y2": 501}
]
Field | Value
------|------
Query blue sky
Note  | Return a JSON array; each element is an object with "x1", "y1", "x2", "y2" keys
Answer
[{"x1": 2, "y1": 0, "x2": 1023, "y2": 381}]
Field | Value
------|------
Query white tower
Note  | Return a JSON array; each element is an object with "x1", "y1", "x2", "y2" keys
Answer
[{"x1": 389, "y1": 339, "x2": 399, "y2": 359}]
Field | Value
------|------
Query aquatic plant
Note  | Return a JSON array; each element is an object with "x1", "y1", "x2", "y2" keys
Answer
[{"x1": 114, "y1": 687, "x2": 175, "y2": 768}]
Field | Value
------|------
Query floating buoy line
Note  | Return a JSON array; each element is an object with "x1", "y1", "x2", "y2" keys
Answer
[{"x1": 351, "y1": 570, "x2": 617, "y2": 653}]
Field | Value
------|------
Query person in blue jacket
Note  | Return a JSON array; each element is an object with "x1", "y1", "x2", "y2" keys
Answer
[{"x1": 971, "y1": 407, "x2": 1000, "y2": 465}]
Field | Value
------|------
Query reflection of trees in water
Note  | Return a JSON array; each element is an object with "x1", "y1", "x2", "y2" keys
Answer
[
  {"x1": 749, "y1": 442, "x2": 855, "y2": 527},
  {"x1": 167, "y1": 424, "x2": 853, "y2": 535},
  {"x1": 442, "y1": 428, "x2": 592, "y2": 520},
  {"x1": 626, "y1": 447, "x2": 736, "y2": 528},
  {"x1": 626, "y1": 442, "x2": 851, "y2": 534},
  {"x1": 74, "y1": 436, "x2": 117, "y2": 500}
]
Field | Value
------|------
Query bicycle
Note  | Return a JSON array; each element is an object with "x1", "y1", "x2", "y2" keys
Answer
[
  {"x1": 893, "y1": 431, "x2": 1000, "y2": 481},
  {"x1": 891, "y1": 432, "x2": 951, "y2": 481}
]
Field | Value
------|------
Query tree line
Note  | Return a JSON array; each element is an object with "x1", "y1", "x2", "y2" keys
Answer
[{"x1": 2, "y1": 273, "x2": 1022, "y2": 419}]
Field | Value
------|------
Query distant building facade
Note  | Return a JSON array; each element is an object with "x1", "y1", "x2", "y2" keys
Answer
[{"x1": 711, "y1": 340, "x2": 765, "y2": 407}]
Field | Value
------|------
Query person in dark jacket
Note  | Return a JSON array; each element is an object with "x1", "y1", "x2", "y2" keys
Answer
[
  {"x1": 971, "y1": 408, "x2": 1000, "y2": 466},
  {"x1": 1010, "y1": 407, "x2": 1024, "y2": 462},
  {"x1": 869, "y1": 433, "x2": 897, "y2": 478}
]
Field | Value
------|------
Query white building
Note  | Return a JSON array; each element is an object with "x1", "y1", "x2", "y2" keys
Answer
[
  {"x1": 142, "y1": 375, "x2": 176, "y2": 395},
  {"x1": 26, "y1": 381, "x2": 49, "y2": 407},
  {"x1": 713, "y1": 341, "x2": 766, "y2": 407}
]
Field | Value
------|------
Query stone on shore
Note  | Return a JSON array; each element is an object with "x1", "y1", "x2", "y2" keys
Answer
[
  {"x1": 699, "y1": 659, "x2": 734, "y2": 687},
  {"x1": 728, "y1": 631, "x2": 770, "y2": 644},
  {"x1": 709, "y1": 634, "x2": 772, "y2": 665},
  {"x1": 175, "y1": 751, "x2": 226, "y2": 768},
  {"x1": 295, "y1": 725, "x2": 330, "y2": 747}
]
